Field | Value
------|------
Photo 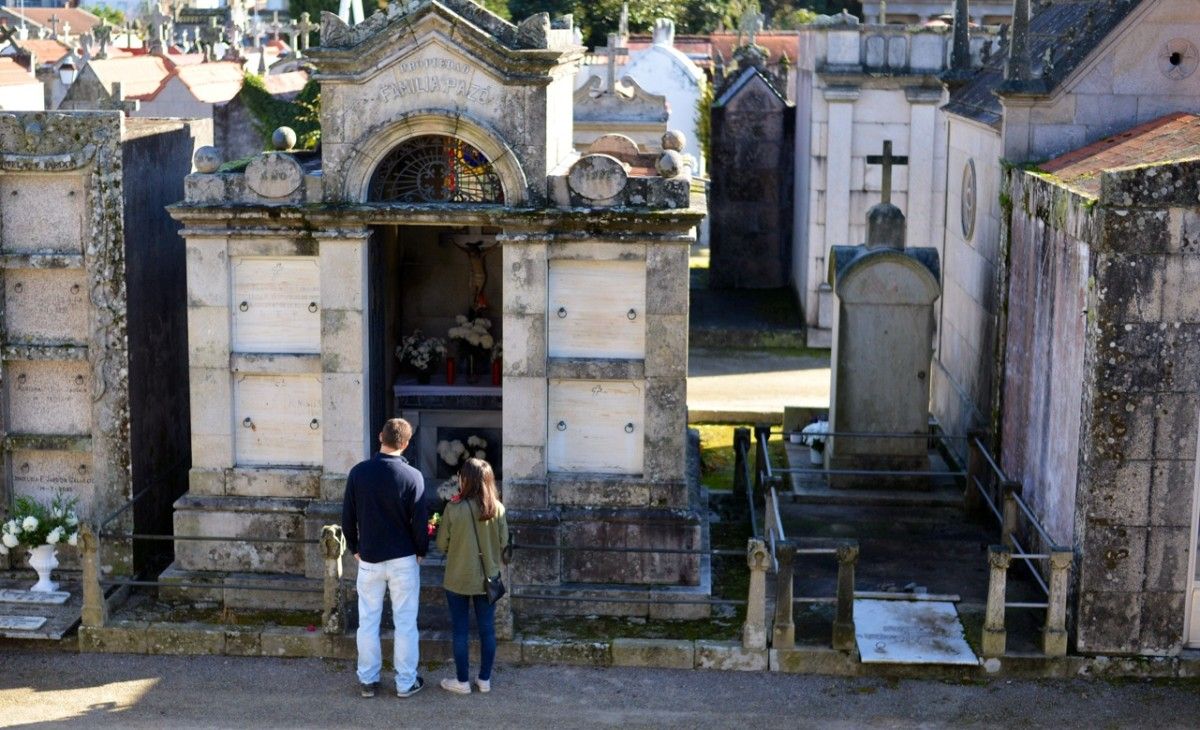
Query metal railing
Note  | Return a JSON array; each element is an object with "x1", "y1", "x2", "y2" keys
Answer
[{"x1": 966, "y1": 431, "x2": 1073, "y2": 658}]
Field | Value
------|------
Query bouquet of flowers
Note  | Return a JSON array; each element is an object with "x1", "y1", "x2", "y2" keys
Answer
[
  {"x1": 435, "y1": 435, "x2": 488, "y2": 501},
  {"x1": 1, "y1": 493, "x2": 81, "y2": 555},
  {"x1": 395, "y1": 330, "x2": 447, "y2": 375},
  {"x1": 447, "y1": 315, "x2": 495, "y2": 351}
]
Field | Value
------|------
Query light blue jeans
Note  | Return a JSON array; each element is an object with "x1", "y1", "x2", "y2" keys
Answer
[{"x1": 355, "y1": 555, "x2": 420, "y2": 690}]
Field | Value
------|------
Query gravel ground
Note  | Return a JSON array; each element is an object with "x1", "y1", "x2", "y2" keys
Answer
[{"x1": 2, "y1": 651, "x2": 1199, "y2": 729}]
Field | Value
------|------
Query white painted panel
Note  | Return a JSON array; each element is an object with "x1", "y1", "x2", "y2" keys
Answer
[
  {"x1": 234, "y1": 374, "x2": 322, "y2": 466},
  {"x1": 232, "y1": 257, "x2": 320, "y2": 353},
  {"x1": 4, "y1": 268, "x2": 89, "y2": 343},
  {"x1": 0, "y1": 174, "x2": 85, "y2": 254},
  {"x1": 547, "y1": 379, "x2": 644, "y2": 474},
  {"x1": 7, "y1": 360, "x2": 90, "y2": 435},
  {"x1": 548, "y1": 260, "x2": 646, "y2": 359}
]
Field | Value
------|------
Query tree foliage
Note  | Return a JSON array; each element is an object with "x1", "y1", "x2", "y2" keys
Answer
[
  {"x1": 85, "y1": 3, "x2": 125, "y2": 26},
  {"x1": 240, "y1": 73, "x2": 322, "y2": 151}
]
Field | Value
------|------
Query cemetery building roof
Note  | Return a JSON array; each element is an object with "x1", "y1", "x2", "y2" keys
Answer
[
  {"x1": 260, "y1": 70, "x2": 310, "y2": 96},
  {"x1": 85, "y1": 55, "x2": 174, "y2": 99},
  {"x1": 0, "y1": 7, "x2": 102, "y2": 37},
  {"x1": 944, "y1": 0, "x2": 1144, "y2": 128},
  {"x1": 625, "y1": 35, "x2": 714, "y2": 67},
  {"x1": 0, "y1": 56, "x2": 34, "y2": 86},
  {"x1": 1040, "y1": 112, "x2": 1200, "y2": 196},
  {"x1": 155, "y1": 62, "x2": 245, "y2": 104},
  {"x1": 19, "y1": 39, "x2": 69, "y2": 65}
]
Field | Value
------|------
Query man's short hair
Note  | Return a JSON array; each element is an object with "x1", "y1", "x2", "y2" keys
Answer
[{"x1": 380, "y1": 418, "x2": 413, "y2": 449}]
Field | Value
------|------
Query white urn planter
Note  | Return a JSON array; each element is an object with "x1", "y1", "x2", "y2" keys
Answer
[{"x1": 27, "y1": 544, "x2": 59, "y2": 593}]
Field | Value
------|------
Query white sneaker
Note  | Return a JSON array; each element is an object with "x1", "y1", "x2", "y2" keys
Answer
[
  {"x1": 440, "y1": 677, "x2": 471, "y2": 695},
  {"x1": 474, "y1": 678, "x2": 491, "y2": 693}
]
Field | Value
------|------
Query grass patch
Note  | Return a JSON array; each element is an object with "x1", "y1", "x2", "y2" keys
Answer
[{"x1": 694, "y1": 423, "x2": 788, "y2": 492}]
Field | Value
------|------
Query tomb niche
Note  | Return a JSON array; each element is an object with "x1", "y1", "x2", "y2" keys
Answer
[
  {"x1": 827, "y1": 141, "x2": 941, "y2": 488},
  {"x1": 167, "y1": 0, "x2": 707, "y2": 617}
]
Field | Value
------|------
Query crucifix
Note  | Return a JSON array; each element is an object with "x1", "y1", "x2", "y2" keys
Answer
[
  {"x1": 442, "y1": 228, "x2": 499, "y2": 312},
  {"x1": 738, "y1": 6, "x2": 763, "y2": 47},
  {"x1": 297, "y1": 11, "x2": 315, "y2": 53},
  {"x1": 46, "y1": 13, "x2": 60, "y2": 39},
  {"x1": 597, "y1": 33, "x2": 628, "y2": 94},
  {"x1": 866, "y1": 140, "x2": 908, "y2": 206}
]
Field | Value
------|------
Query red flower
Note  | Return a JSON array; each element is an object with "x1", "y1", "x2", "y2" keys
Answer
[{"x1": 450, "y1": 494, "x2": 462, "y2": 503}]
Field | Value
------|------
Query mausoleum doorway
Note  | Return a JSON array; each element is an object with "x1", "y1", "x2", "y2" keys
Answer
[{"x1": 369, "y1": 222, "x2": 504, "y2": 499}]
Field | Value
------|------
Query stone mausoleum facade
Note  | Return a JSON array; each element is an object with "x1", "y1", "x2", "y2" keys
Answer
[{"x1": 165, "y1": 1, "x2": 707, "y2": 614}]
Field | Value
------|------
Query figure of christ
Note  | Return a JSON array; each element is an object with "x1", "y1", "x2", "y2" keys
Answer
[{"x1": 452, "y1": 240, "x2": 496, "y2": 312}]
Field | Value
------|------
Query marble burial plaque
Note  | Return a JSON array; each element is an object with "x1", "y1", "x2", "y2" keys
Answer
[
  {"x1": 567, "y1": 154, "x2": 628, "y2": 201},
  {"x1": 11, "y1": 450, "x2": 94, "y2": 514},
  {"x1": 0, "y1": 174, "x2": 85, "y2": 254},
  {"x1": 245, "y1": 153, "x2": 304, "y2": 199},
  {"x1": 548, "y1": 259, "x2": 646, "y2": 359},
  {"x1": 547, "y1": 379, "x2": 644, "y2": 474},
  {"x1": 234, "y1": 374, "x2": 322, "y2": 466},
  {"x1": 4, "y1": 268, "x2": 89, "y2": 343},
  {"x1": 854, "y1": 599, "x2": 978, "y2": 666},
  {"x1": 0, "y1": 589, "x2": 70, "y2": 605},
  {"x1": 232, "y1": 257, "x2": 321, "y2": 353},
  {"x1": 6, "y1": 360, "x2": 91, "y2": 435},
  {"x1": 0, "y1": 615, "x2": 48, "y2": 631}
]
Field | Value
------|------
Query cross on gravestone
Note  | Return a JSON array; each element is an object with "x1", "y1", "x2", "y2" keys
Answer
[
  {"x1": 0, "y1": 25, "x2": 17, "y2": 46},
  {"x1": 123, "y1": 22, "x2": 135, "y2": 49},
  {"x1": 61, "y1": 21, "x2": 71, "y2": 39},
  {"x1": 147, "y1": 4, "x2": 171, "y2": 43},
  {"x1": 270, "y1": 11, "x2": 281, "y2": 41},
  {"x1": 738, "y1": 6, "x2": 764, "y2": 47},
  {"x1": 866, "y1": 140, "x2": 908, "y2": 206},
  {"x1": 285, "y1": 20, "x2": 300, "y2": 55},
  {"x1": 47, "y1": 13, "x2": 61, "y2": 39},
  {"x1": 297, "y1": 11, "x2": 315, "y2": 52},
  {"x1": 597, "y1": 33, "x2": 628, "y2": 94}
]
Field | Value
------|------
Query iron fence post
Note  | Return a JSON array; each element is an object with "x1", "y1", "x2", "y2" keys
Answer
[
  {"x1": 772, "y1": 540, "x2": 796, "y2": 651},
  {"x1": 733, "y1": 427, "x2": 751, "y2": 503},
  {"x1": 80, "y1": 523, "x2": 106, "y2": 628},
  {"x1": 1042, "y1": 549, "x2": 1073, "y2": 657},
  {"x1": 743, "y1": 538, "x2": 769, "y2": 650},
  {"x1": 965, "y1": 429, "x2": 987, "y2": 517},
  {"x1": 319, "y1": 525, "x2": 346, "y2": 635},
  {"x1": 833, "y1": 542, "x2": 858, "y2": 652},
  {"x1": 1001, "y1": 480, "x2": 1022, "y2": 549},
  {"x1": 983, "y1": 545, "x2": 1011, "y2": 658},
  {"x1": 753, "y1": 424, "x2": 771, "y2": 496}
]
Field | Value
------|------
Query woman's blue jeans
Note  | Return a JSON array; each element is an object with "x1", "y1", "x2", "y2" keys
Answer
[{"x1": 444, "y1": 589, "x2": 496, "y2": 683}]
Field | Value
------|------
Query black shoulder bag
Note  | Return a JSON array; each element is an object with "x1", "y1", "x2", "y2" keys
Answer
[{"x1": 468, "y1": 501, "x2": 506, "y2": 605}]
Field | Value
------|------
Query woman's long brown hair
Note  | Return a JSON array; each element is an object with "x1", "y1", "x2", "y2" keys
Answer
[{"x1": 458, "y1": 458, "x2": 499, "y2": 521}]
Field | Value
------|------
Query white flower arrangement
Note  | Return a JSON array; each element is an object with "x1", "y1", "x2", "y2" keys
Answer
[
  {"x1": 435, "y1": 434, "x2": 489, "y2": 501},
  {"x1": 395, "y1": 330, "x2": 447, "y2": 372},
  {"x1": 447, "y1": 315, "x2": 495, "y2": 351},
  {"x1": 0, "y1": 493, "x2": 80, "y2": 555}
]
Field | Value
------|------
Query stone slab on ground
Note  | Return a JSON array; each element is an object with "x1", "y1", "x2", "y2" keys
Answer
[
  {"x1": 854, "y1": 599, "x2": 979, "y2": 666},
  {"x1": 0, "y1": 588, "x2": 71, "y2": 605},
  {"x1": 0, "y1": 576, "x2": 81, "y2": 640},
  {"x1": 784, "y1": 442, "x2": 964, "y2": 507},
  {"x1": 0, "y1": 616, "x2": 47, "y2": 632},
  {"x1": 611, "y1": 638, "x2": 695, "y2": 668}
]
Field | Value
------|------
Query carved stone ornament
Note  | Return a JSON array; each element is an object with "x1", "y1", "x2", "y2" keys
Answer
[
  {"x1": 961, "y1": 158, "x2": 977, "y2": 241},
  {"x1": 1160, "y1": 38, "x2": 1199, "y2": 81}
]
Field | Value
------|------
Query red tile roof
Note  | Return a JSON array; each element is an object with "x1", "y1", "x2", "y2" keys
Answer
[
  {"x1": 1041, "y1": 113, "x2": 1200, "y2": 196},
  {"x1": 0, "y1": 56, "x2": 35, "y2": 86},
  {"x1": 168, "y1": 61, "x2": 245, "y2": 103},
  {"x1": 710, "y1": 31, "x2": 800, "y2": 65},
  {"x1": 85, "y1": 55, "x2": 172, "y2": 98},
  {"x1": 3, "y1": 7, "x2": 102, "y2": 37},
  {"x1": 20, "y1": 39, "x2": 69, "y2": 65},
  {"x1": 262, "y1": 70, "x2": 309, "y2": 95}
]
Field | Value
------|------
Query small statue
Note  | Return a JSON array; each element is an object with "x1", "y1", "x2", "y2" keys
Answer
[{"x1": 451, "y1": 239, "x2": 496, "y2": 311}]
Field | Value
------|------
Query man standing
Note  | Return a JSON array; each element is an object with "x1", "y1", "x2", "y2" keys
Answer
[{"x1": 342, "y1": 418, "x2": 428, "y2": 698}]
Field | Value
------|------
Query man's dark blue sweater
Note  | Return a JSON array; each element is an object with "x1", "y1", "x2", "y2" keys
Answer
[{"x1": 342, "y1": 452, "x2": 429, "y2": 563}]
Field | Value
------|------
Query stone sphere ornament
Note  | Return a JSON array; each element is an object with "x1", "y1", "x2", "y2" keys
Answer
[
  {"x1": 656, "y1": 150, "x2": 684, "y2": 179},
  {"x1": 662, "y1": 130, "x2": 686, "y2": 152},
  {"x1": 193, "y1": 145, "x2": 222, "y2": 174},
  {"x1": 272, "y1": 126, "x2": 298, "y2": 151}
]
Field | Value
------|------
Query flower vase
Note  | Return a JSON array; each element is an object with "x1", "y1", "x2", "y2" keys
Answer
[
  {"x1": 465, "y1": 353, "x2": 480, "y2": 385},
  {"x1": 27, "y1": 544, "x2": 59, "y2": 593},
  {"x1": 491, "y1": 357, "x2": 502, "y2": 386}
]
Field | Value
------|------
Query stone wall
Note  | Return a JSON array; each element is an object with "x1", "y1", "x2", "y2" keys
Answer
[{"x1": 1006, "y1": 162, "x2": 1200, "y2": 655}]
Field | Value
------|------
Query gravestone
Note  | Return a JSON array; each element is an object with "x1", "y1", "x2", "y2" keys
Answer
[
  {"x1": 0, "y1": 112, "x2": 204, "y2": 582},
  {"x1": 827, "y1": 140, "x2": 940, "y2": 488},
  {"x1": 709, "y1": 61, "x2": 794, "y2": 288}
]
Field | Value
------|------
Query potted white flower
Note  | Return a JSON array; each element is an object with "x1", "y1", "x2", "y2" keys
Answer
[
  {"x1": 447, "y1": 315, "x2": 496, "y2": 383},
  {"x1": 395, "y1": 330, "x2": 447, "y2": 384},
  {"x1": 1, "y1": 493, "x2": 81, "y2": 592},
  {"x1": 435, "y1": 434, "x2": 489, "y2": 502}
]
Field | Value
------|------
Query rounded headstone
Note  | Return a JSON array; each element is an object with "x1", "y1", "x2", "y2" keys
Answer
[
  {"x1": 656, "y1": 150, "x2": 684, "y2": 179},
  {"x1": 245, "y1": 153, "x2": 305, "y2": 199},
  {"x1": 193, "y1": 145, "x2": 222, "y2": 174},
  {"x1": 866, "y1": 202, "x2": 906, "y2": 250},
  {"x1": 661, "y1": 130, "x2": 686, "y2": 152},
  {"x1": 567, "y1": 154, "x2": 629, "y2": 201},
  {"x1": 271, "y1": 126, "x2": 297, "y2": 151}
]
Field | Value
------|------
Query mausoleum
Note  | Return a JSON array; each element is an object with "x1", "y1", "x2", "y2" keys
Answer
[{"x1": 165, "y1": 1, "x2": 707, "y2": 614}]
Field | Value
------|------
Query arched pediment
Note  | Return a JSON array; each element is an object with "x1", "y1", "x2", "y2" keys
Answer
[{"x1": 834, "y1": 249, "x2": 941, "y2": 306}]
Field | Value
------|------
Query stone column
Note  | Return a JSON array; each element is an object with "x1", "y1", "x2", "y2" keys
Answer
[
  {"x1": 905, "y1": 89, "x2": 941, "y2": 246},
  {"x1": 80, "y1": 524, "x2": 106, "y2": 628},
  {"x1": 772, "y1": 541, "x2": 796, "y2": 650},
  {"x1": 644, "y1": 240, "x2": 690, "y2": 493},
  {"x1": 982, "y1": 545, "x2": 1011, "y2": 658},
  {"x1": 833, "y1": 542, "x2": 858, "y2": 651},
  {"x1": 743, "y1": 538, "x2": 769, "y2": 650},
  {"x1": 823, "y1": 87, "x2": 859, "y2": 260},
  {"x1": 1042, "y1": 549, "x2": 1073, "y2": 657},
  {"x1": 318, "y1": 228, "x2": 371, "y2": 500},
  {"x1": 185, "y1": 235, "x2": 234, "y2": 495}
]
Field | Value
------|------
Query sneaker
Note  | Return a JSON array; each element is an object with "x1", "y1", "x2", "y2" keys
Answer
[
  {"x1": 360, "y1": 682, "x2": 378, "y2": 698},
  {"x1": 440, "y1": 677, "x2": 471, "y2": 695},
  {"x1": 396, "y1": 676, "x2": 424, "y2": 698},
  {"x1": 474, "y1": 678, "x2": 491, "y2": 694}
]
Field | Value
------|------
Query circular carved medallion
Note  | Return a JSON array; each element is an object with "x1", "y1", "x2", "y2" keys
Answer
[
  {"x1": 245, "y1": 153, "x2": 304, "y2": 199},
  {"x1": 1160, "y1": 38, "x2": 1199, "y2": 80},
  {"x1": 961, "y1": 159, "x2": 977, "y2": 241}
]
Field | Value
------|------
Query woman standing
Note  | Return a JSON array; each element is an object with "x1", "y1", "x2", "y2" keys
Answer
[{"x1": 436, "y1": 457, "x2": 508, "y2": 694}]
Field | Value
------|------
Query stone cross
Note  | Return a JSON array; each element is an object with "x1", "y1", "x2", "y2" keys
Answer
[
  {"x1": 148, "y1": 4, "x2": 171, "y2": 43},
  {"x1": 597, "y1": 33, "x2": 628, "y2": 94},
  {"x1": 46, "y1": 13, "x2": 61, "y2": 39},
  {"x1": 123, "y1": 22, "x2": 134, "y2": 49},
  {"x1": 200, "y1": 17, "x2": 221, "y2": 62},
  {"x1": 618, "y1": 2, "x2": 629, "y2": 39},
  {"x1": 297, "y1": 12, "x2": 315, "y2": 52},
  {"x1": 62, "y1": 21, "x2": 71, "y2": 39},
  {"x1": 270, "y1": 11, "x2": 281, "y2": 40},
  {"x1": 0, "y1": 25, "x2": 16, "y2": 46},
  {"x1": 285, "y1": 20, "x2": 300, "y2": 56},
  {"x1": 94, "y1": 20, "x2": 111, "y2": 59},
  {"x1": 866, "y1": 140, "x2": 908, "y2": 206},
  {"x1": 738, "y1": 6, "x2": 764, "y2": 47}
]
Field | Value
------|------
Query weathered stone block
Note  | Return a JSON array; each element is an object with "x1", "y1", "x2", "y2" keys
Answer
[
  {"x1": 189, "y1": 468, "x2": 227, "y2": 496},
  {"x1": 1160, "y1": 324, "x2": 1200, "y2": 392},
  {"x1": 146, "y1": 623, "x2": 226, "y2": 655},
  {"x1": 502, "y1": 376, "x2": 547, "y2": 447},
  {"x1": 191, "y1": 434, "x2": 234, "y2": 470},
  {"x1": 1162, "y1": 255, "x2": 1200, "y2": 322},
  {"x1": 501, "y1": 312, "x2": 547, "y2": 377},
  {"x1": 173, "y1": 497, "x2": 308, "y2": 574},
  {"x1": 323, "y1": 440, "x2": 363, "y2": 477},
  {"x1": 648, "y1": 590, "x2": 710, "y2": 620},
  {"x1": 521, "y1": 638, "x2": 611, "y2": 666},
  {"x1": 186, "y1": 238, "x2": 230, "y2": 307},
  {"x1": 1143, "y1": 527, "x2": 1190, "y2": 593},
  {"x1": 548, "y1": 476, "x2": 649, "y2": 507},
  {"x1": 1102, "y1": 209, "x2": 1169, "y2": 254},
  {"x1": 4, "y1": 267, "x2": 89, "y2": 343},
  {"x1": 1088, "y1": 392, "x2": 1154, "y2": 462},
  {"x1": 320, "y1": 309, "x2": 365, "y2": 374},
  {"x1": 645, "y1": 244, "x2": 689, "y2": 315},
  {"x1": 189, "y1": 368, "x2": 233, "y2": 436},
  {"x1": 78, "y1": 622, "x2": 150, "y2": 654},
  {"x1": 1092, "y1": 323, "x2": 1164, "y2": 392},
  {"x1": 318, "y1": 240, "x2": 366, "y2": 311},
  {"x1": 645, "y1": 435, "x2": 687, "y2": 484},
  {"x1": 1177, "y1": 209, "x2": 1200, "y2": 255},
  {"x1": 771, "y1": 647, "x2": 860, "y2": 675},
  {"x1": 261, "y1": 628, "x2": 326, "y2": 657},
  {"x1": 648, "y1": 479, "x2": 689, "y2": 508},
  {"x1": 188, "y1": 307, "x2": 232, "y2": 369},
  {"x1": 1095, "y1": 254, "x2": 1163, "y2": 323},
  {"x1": 611, "y1": 638, "x2": 694, "y2": 668},
  {"x1": 1138, "y1": 591, "x2": 1186, "y2": 656},
  {"x1": 645, "y1": 377, "x2": 687, "y2": 440},
  {"x1": 223, "y1": 629, "x2": 263, "y2": 656},
  {"x1": 503, "y1": 446, "x2": 546, "y2": 482},
  {"x1": 503, "y1": 243, "x2": 548, "y2": 316},
  {"x1": 226, "y1": 468, "x2": 321, "y2": 499},
  {"x1": 321, "y1": 474, "x2": 348, "y2": 502},
  {"x1": 695, "y1": 640, "x2": 768, "y2": 671},
  {"x1": 0, "y1": 173, "x2": 85, "y2": 254},
  {"x1": 7, "y1": 359, "x2": 91, "y2": 436},
  {"x1": 1079, "y1": 524, "x2": 1147, "y2": 593},
  {"x1": 1076, "y1": 590, "x2": 1142, "y2": 654},
  {"x1": 320, "y1": 373, "x2": 366, "y2": 444},
  {"x1": 1083, "y1": 460, "x2": 1151, "y2": 525},
  {"x1": 507, "y1": 517, "x2": 559, "y2": 585},
  {"x1": 1149, "y1": 460, "x2": 1195, "y2": 527},
  {"x1": 1153, "y1": 392, "x2": 1199, "y2": 459},
  {"x1": 644, "y1": 315, "x2": 688, "y2": 378}
]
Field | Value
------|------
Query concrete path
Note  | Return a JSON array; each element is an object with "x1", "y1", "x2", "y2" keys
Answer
[
  {"x1": 687, "y1": 346, "x2": 830, "y2": 422},
  {"x1": 3, "y1": 651, "x2": 1199, "y2": 729}
]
